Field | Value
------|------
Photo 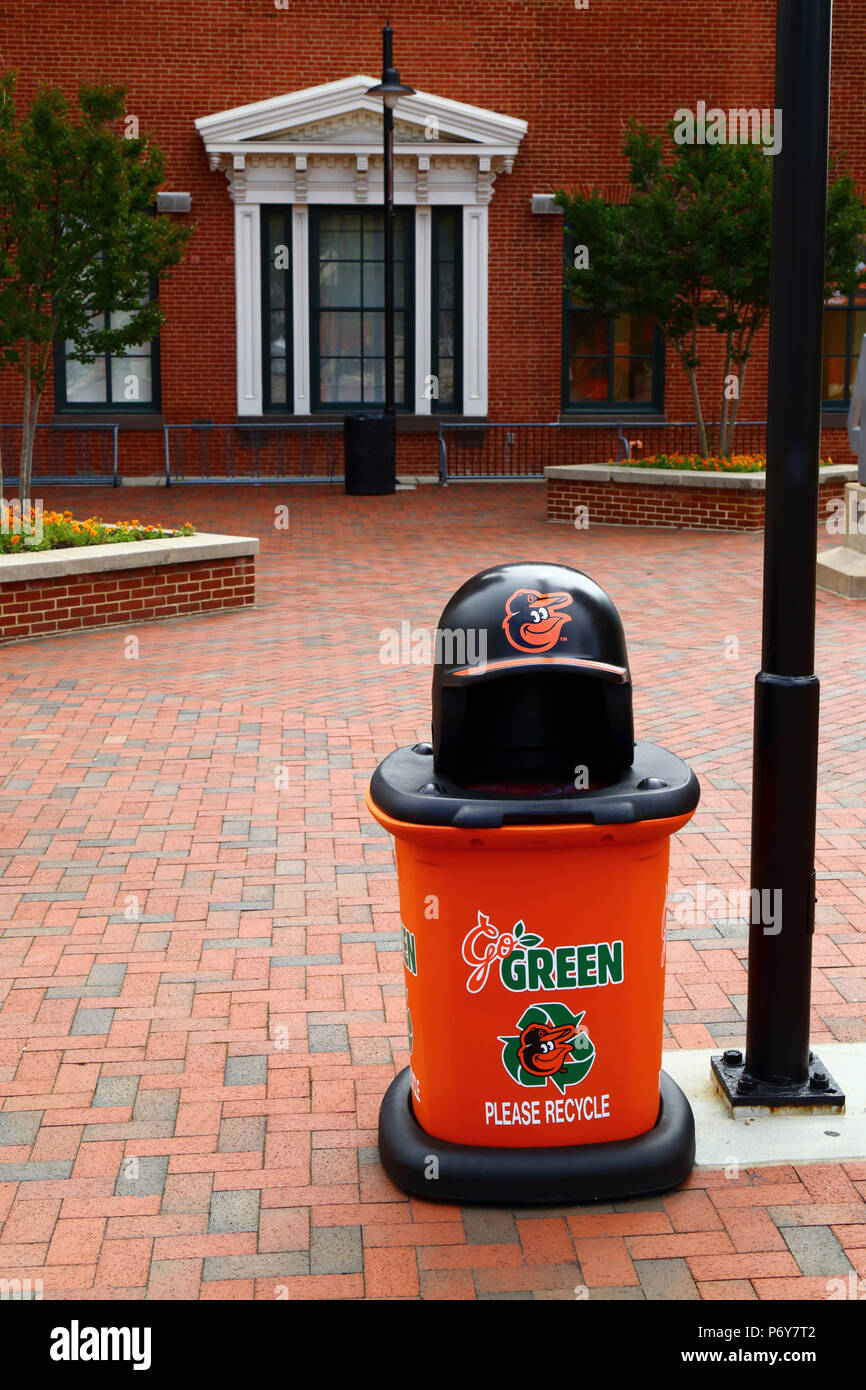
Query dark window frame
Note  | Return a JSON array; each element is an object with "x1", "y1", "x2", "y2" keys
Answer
[
  {"x1": 261, "y1": 206, "x2": 294, "y2": 414},
  {"x1": 560, "y1": 238, "x2": 664, "y2": 414},
  {"x1": 54, "y1": 285, "x2": 161, "y2": 415},
  {"x1": 822, "y1": 285, "x2": 866, "y2": 411},
  {"x1": 308, "y1": 205, "x2": 415, "y2": 413},
  {"x1": 430, "y1": 207, "x2": 462, "y2": 414}
]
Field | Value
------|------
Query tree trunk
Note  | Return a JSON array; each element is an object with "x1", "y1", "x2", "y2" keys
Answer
[
  {"x1": 721, "y1": 321, "x2": 759, "y2": 457},
  {"x1": 718, "y1": 331, "x2": 734, "y2": 458},
  {"x1": 724, "y1": 357, "x2": 750, "y2": 457},
  {"x1": 18, "y1": 340, "x2": 47, "y2": 511},
  {"x1": 681, "y1": 357, "x2": 709, "y2": 458},
  {"x1": 18, "y1": 341, "x2": 33, "y2": 508}
]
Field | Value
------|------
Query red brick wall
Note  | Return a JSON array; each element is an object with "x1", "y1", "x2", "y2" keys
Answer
[
  {"x1": 547, "y1": 474, "x2": 849, "y2": 532},
  {"x1": 1, "y1": 0, "x2": 863, "y2": 474},
  {"x1": 0, "y1": 555, "x2": 255, "y2": 643}
]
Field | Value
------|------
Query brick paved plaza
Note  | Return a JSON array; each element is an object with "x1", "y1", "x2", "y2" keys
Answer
[{"x1": 1, "y1": 482, "x2": 865, "y2": 1301}]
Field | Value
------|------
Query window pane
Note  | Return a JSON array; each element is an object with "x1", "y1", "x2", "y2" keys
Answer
[
  {"x1": 628, "y1": 316, "x2": 655, "y2": 354},
  {"x1": 270, "y1": 310, "x2": 286, "y2": 355},
  {"x1": 111, "y1": 355, "x2": 153, "y2": 403},
  {"x1": 64, "y1": 309, "x2": 105, "y2": 355},
  {"x1": 65, "y1": 357, "x2": 107, "y2": 403},
  {"x1": 321, "y1": 358, "x2": 362, "y2": 402},
  {"x1": 108, "y1": 308, "x2": 136, "y2": 333},
  {"x1": 823, "y1": 308, "x2": 848, "y2": 355},
  {"x1": 363, "y1": 358, "x2": 384, "y2": 403},
  {"x1": 569, "y1": 357, "x2": 609, "y2": 402},
  {"x1": 438, "y1": 263, "x2": 455, "y2": 312},
  {"x1": 363, "y1": 312, "x2": 384, "y2": 355},
  {"x1": 852, "y1": 309, "x2": 866, "y2": 357},
  {"x1": 438, "y1": 311, "x2": 455, "y2": 358},
  {"x1": 361, "y1": 214, "x2": 405, "y2": 259},
  {"x1": 270, "y1": 361, "x2": 287, "y2": 406},
  {"x1": 437, "y1": 215, "x2": 456, "y2": 260},
  {"x1": 320, "y1": 310, "x2": 361, "y2": 355},
  {"x1": 268, "y1": 265, "x2": 288, "y2": 305},
  {"x1": 569, "y1": 314, "x2": 608, "y2": 354},
  {"x1": 363, "y1": 261, "x2": 384, "y2": 308},
  {"x1": 320, "y1": 212, "x2": 361, "y2": 233},
  {"x1": 611, "y1": 356, "x2": 653, "y2": 402},
  {"x1": 437, "y1": 358, "x2": 455, "y2": 404},
  {"x1": 319, "y1": 261, "x2": 361, "y2": 306},
  {"x1": 823, "y1": 355, "x2": 848, "y2": 401},
  {"x1": 613, "y1": 315, "x2": 633, "y2": 356},
  {"x1": 363, "y1": 216, "x2": 384, "y2": 260},
  {"x1": 319, "y1": 226, "x2": 361, "y2": 261}
]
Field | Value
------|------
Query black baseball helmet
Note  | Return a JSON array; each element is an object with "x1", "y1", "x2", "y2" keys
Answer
[{"x1": 431, "y1": 562, "x2": 634, "y2": 787}]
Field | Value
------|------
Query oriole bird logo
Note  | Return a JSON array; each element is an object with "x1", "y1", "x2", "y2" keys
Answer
[
  {"x1": 502, "y1": 589, "x2": 573, "y2": 654},
  {"x1": 517, "y1": 1022, "x2": 576, "y2": 1077}
]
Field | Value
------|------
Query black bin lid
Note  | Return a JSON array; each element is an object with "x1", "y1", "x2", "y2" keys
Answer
[{"x1": 432, "y1": 562, "x2": 635, "y2": 784}]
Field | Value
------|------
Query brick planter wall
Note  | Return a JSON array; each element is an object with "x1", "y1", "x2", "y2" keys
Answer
[
  {"x1": 0, "y1": 534, "x2": 257, "y2": 643},
  {"x1": 545, "y1": 464, "x2": 857, "y2": 531}
]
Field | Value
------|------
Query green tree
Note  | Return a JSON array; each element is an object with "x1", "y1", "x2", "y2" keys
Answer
[
  {"x1": 556, "y1": 121, "x2": 866, "y2": 458},
  {"x1": 0, "y1": 73, "x2": 191, "y2": 502}
]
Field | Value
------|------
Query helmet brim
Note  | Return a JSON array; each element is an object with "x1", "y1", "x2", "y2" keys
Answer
[{"x1": 446, "y1": 655, "x2": 630, "y2": 683}]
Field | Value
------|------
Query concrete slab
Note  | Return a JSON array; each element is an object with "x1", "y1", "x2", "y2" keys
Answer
[
  {"x1": 664, "y1": 1044, "x2": 866, "y2": 1167},
  {"x1": 816, "y1": 545, "x2": 866, "y2": 598}
]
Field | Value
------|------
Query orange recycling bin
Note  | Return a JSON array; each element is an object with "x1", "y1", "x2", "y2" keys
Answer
[{"x1": 369, "y1": 562, "x2": 700, "y2": 1204}]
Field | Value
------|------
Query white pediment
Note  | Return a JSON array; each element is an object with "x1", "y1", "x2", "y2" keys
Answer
[
  {"x1": 259, "y1": 112, "x2": 475, "y2": 145},
  {"x1": 195, "y1": 75, "x2": 527, "y2": 155}
]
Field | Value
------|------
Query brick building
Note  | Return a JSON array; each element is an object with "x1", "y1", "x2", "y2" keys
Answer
[{"x1": 2, "y1": 0, "x2": 864, "y2": 480}]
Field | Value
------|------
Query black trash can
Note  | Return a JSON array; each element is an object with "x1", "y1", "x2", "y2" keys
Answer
[{"x1": 344, "y1": 413, "x2": 396, "y2": 496}]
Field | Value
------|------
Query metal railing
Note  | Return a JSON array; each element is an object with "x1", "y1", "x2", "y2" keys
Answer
[
  {"x1": 437, "y1": 420, "x2": 768, "y2": 482},
  {"x1": 1, "y1": 423, "x2": 119, "y2": 487},
  {"x1": 0, "y1": 418, "x2": 770, "y2": 487},
  {"x1": 164, "y1": 422, "x2": 343, "y2": 485}
]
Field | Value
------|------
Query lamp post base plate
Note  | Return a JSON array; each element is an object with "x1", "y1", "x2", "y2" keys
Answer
[
  {"x1": 378, "y1": 1068, "x2": 695, "y2": 1205},
  {"x1": 710, "y1": 1051, "x2": 845, "y2": 1116}
]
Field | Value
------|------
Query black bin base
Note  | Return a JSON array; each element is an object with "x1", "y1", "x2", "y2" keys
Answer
[{"x1": 378, "y1": 1068, "x2": 695, "y2": 1205}]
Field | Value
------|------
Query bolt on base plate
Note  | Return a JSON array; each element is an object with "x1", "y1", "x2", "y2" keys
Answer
[{"x1": 710, "y1": 1049, "x2": 846, "y2": 1116}]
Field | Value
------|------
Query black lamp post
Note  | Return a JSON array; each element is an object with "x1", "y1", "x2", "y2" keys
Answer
[
  {"x1": 344, "y1": 22, "x2": 415, "y2": 496},
  {"x1": 368, "y1": 22, "x2": 415, "y2": 424},
  {"x1": 711, "y1": 0, "x2": 844, "y2": 1113}
]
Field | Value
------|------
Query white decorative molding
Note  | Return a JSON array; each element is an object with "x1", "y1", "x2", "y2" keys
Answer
[
  {"x1": 477, "y1": 156, "x2": 494, "y2": 204},
  {"x1": 414, "y1": 208, "x2": 433, "y2": 415},
  {"x1": 196, "y1": 78, "x2": 522, "y2": 415},
  {"x1": 463, "y1": 206, "x2": 488, "y2": 417},
  {"x1": 230, "y1": 153, "x2": 247, "y2": 204},
  {"x1": 195, "y1": 75, "x2": 526, "y2": 150},
  {"x1": 416, "y1": 154, "x2": 430, "y2": 204},
  {"x1": 294, "y1": 154, "x2": 307, "y2": 202},
  {"x1": 235, "y1": 204, "x2": 262, "y2": 416},
  {"x1": 291, "y1": 206, "x2": 310, "y2": 414}
]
